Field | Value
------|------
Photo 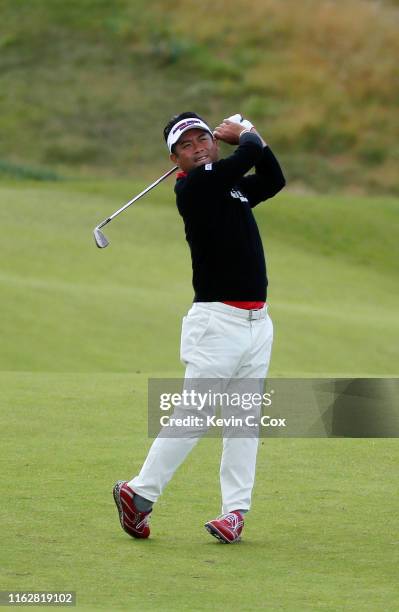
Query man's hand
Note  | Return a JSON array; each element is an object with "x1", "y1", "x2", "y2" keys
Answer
[
  {"x1": 214, "y1": 116, "x2": 267, "y2": 147},
  {"x1": 213, "y1": 120, "x2": 247, "y2": 145}
]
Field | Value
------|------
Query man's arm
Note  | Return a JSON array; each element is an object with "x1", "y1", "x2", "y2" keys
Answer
[
  {"x1": 236, "y1": 140, "x2": 286, "y2": 208},
  {"x1": 183, "y1": 121, "x2": 264, "y2": 191},
  {"x1": 210, "y1": 119, "x2": 285, "y2": 204},
  {"x1": 217, "y1": 117, "x2": 286, "y2": 207}
]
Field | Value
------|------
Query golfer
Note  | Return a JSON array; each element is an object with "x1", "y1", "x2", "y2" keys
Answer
[{"x1": 113, "y1": 112, "x2": 285, "y2": 543}]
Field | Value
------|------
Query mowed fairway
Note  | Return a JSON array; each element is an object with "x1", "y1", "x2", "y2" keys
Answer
[{"x1": 1, "y1": 180, "x2": 398, "y2": 610}]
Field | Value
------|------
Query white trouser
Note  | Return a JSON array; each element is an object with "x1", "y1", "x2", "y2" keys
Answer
[{"x1": 129, "y1": 302, "x2": 273, "y2": 513}]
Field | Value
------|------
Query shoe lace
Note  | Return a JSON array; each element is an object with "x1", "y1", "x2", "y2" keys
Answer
[
  {"x1": 218, "y1": 512, "x2": 241, "y2": 530},
  {"x1": 136, "y1": 509, "x2": 152, "y2": 529}
]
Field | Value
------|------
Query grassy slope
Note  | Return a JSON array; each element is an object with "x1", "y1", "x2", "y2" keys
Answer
[
  {"x1": 1, "y1": 372, "x2": 398, "y2": 611},
  {"x1": 0, "y1": 0, "x2": 398, "y2": 193},
  {"x1": 1, "y1": 181, "x2": 398, "y2": 375}
]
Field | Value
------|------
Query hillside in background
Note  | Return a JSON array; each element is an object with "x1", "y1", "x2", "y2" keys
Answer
[{"x1": 1, "y1": 0, "x2": 398, "y2": 193}]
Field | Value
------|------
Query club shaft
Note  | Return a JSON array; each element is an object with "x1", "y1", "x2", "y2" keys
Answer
[{"x1": 97, "y1": 166, "x2": 178, "y2": 230}]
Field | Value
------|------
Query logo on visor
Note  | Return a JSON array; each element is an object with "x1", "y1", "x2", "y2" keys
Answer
[{"x1": 172, "y1": 119, "x2": 202, "y2": 134}]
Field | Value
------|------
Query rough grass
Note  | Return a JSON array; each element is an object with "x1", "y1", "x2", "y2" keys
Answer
[{"x1": 0, "y1": 0, "x2": 398, "y2": 193}]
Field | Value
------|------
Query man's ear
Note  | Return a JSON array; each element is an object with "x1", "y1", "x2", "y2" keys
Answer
[{"x1": 170, "y1": 152, "x2": 180, "y2": 167}]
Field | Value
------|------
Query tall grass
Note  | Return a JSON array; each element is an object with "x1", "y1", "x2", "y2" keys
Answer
[{"x1": 0, "y1": 0, "x2": 398, "y2": 192}]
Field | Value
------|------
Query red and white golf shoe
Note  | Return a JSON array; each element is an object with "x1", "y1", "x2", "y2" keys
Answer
[
  {"x1": 205, "y1": 511, "x2": 244, "y2": 543},
  {"x1": 113, "y1": 480, "x2": 151, "y2": 539}
]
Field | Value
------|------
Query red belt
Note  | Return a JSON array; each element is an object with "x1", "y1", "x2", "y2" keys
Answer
[{"x1": 222, "y1": 301, "x2": 265, "y2": 310}]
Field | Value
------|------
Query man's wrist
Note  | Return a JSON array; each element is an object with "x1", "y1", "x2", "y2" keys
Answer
[
  {"x1": 239, "y1": 130, "x2": 264, "y2": 148},
  {"x1": 239, "y1": 128, "x2": 252, "y2": 138}
]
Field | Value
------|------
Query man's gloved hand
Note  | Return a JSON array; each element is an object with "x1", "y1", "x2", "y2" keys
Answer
[
  {"x1": 214, "y1": 120, "x2": 248, "y2": 144},
  {"x1": 224, "y1": 114, "x2": 254, "y2": 131},
  {"x1": 214, "y1": 114, "x2": 256, "y2": 145},
  {"x1": 224, "y1": 113, "x2": 267, "y2": 147}
]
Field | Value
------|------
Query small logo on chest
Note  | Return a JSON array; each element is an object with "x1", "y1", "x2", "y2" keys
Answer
[{"x1": 230, "y1": 189, "x2": 249, "y2": 203}]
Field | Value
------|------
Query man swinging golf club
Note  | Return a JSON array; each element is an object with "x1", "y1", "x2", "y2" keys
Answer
[{"x1": 113, "y1": 112, "x2": 286, "y2": 543}]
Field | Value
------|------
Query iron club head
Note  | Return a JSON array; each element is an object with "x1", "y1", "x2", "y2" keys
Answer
[
  {"x1": 93, "y1": 227, "x2": 109, "y2": 248},
  {"x1": 92, "y1": 166, "x2": 178, "y2": 250}
]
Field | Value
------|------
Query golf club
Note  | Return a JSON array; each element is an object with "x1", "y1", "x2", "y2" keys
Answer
[{"x1": 93, "y1": 166, "x2": 178, "y2": 248}]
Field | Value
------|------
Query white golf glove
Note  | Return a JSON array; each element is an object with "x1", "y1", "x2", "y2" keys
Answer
[{"x1": 225, "y1": 113, "x2": 254, "y2": 131}]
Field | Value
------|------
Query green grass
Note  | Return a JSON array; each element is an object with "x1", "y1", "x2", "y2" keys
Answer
[
  {"x1": 1, "y1": 180, "x2": 398, "y2": 610},
  {"x1": 0, "y1": 181, "x2": 397, "y2": 375},
  {"x1": 0, "y1": 0, "x2": 398, "y2": 193},
  {"x1": 1, "y1": 372, "x2": 398, "y2": 611},
  {"x1": 0, "y1": 160, "x2": 62, "y2": 181}
]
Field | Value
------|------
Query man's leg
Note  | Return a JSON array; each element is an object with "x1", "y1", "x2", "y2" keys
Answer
[
  {"x1": 219, "y1": 312, "x2": 273, "y2": 514},
  {"x1": 115, "y1": 377, "x2": 209, "y2": 539},
  {"x1": 127, "y1": 429, "x2": 203, "y2": 503},
  {"x1": 126, "y1": 304, "x2": 232, "y2": 504}
]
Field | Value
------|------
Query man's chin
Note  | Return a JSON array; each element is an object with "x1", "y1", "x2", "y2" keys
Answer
[{"x1": 194, "y1": 158, "x2": 210, "y2": 167}]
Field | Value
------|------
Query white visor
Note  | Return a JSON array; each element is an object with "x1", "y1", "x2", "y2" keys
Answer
[{"x1": 167, "y1": 117, "x2": 213, "y2": 153}]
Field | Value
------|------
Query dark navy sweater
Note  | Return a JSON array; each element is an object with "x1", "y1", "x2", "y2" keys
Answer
[{"x1": 174, "y1": 132, "x2": 285, "y2": 302}]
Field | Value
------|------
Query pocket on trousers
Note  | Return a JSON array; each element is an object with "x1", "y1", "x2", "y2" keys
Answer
[{"x1": 180, "y1": 310, "x2": 213, "y2": 364}]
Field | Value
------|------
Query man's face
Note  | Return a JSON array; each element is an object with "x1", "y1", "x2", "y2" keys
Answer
[{"x1": 170, "y1": 128, "x2": 219, "y2": 172}]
